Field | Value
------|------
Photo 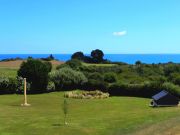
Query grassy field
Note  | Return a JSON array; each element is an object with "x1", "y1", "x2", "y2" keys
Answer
[
  {"x1": 0, "y1": 68, "x2": 18, "y2": 78},
  {"x1": 1, "y1": 61, "x2": 180, "y2": 135},
  {"x1": 0, "y1": 60, "x2": 64, "y2": 78},
  {"x1": 0, "y1": 92, "x2": 180, "y2": 135}
]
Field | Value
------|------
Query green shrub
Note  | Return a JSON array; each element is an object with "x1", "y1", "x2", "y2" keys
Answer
[
  {"x1": 84, "y1": 79, "x2": 108, "y2": 92},
  {"x1": 17, "y1": 59, "x2": 51, "y2": 93},
  {"x1": 65, "y1": 59, "x2": 82, "y2": 70},
  {"x1": 104, "y1": 72, "x2": 117, "y2": 83},
  {"x1": 44, "y1": 61, "x2": 52, "y2": 72},
  {"x1": 46, "y1": 81, "x2": 55, "y2": 92},
  {"x1": 56, "y1": 64, "x2": 70, "y2": 70},
  {"x1": 16, "y1": 76, "x2": 31, "y2": 94},
  {"x1": 87, "y1": 72, "x2": 104, "y2": 81},
  {"x1": 79, "y1": 65, "x2": 122, "y2": 74},
  {"x1": 162, "y1": 82, "x2": 180, "y2": 96},
  {"x1": 168, "y1": 73, "x2": 180, "y2": 86},
  {"x1": 49, "y1": 68, "x2": 88, "y2": 90},
  {"x1": 164, "y1": 64, "x2": 180, "y2": 76},
  {"x1": 108, "y1": 81, "x2": 162, "y2": 97},
  {"x1": 0, "y1": 77, "x2": 17, "y2": 94}
]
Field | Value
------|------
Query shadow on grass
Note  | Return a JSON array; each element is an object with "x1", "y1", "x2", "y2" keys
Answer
[{"x1": 52, "y1": 123, "x2": 64, "y2": 127}]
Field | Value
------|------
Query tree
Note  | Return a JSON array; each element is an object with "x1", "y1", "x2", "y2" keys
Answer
[
  {"x1": 71, "y1": 52, "x2": 84, "y2": 61},
  {"x1": 41, "y1": 54, "x2": 55, "y2": 61},
  {"x1": 135, "y1": 60, "x2": 142, "y2": 65},
  {"x1": 91, "y1": 49, "x2": 104, "y2": 63},
  {"x1": 18, "y1": 59, "x2": 52, "y2": 93},
  {"x1": 49, "y1": 54, "x2": 54, "y2": 60}
]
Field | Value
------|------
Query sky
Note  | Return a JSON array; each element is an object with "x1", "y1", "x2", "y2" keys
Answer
[{"x1": 0, "y1": 0, "x2": 180, "y2": 54}]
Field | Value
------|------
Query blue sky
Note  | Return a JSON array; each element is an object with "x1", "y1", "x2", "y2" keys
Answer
[{"x1": 0, "y1": 0, "x2": 180, "y2": 54}]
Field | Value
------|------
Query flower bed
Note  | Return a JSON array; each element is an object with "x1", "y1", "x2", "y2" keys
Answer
[{"x1": 64, "y1": 90, "x2": 109, "y2": 99}]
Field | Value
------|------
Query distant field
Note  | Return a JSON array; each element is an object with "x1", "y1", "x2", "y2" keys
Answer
[
  {"x1": 0, "y1": 68, "x2": 18, "y2": 78},
  {"x1": 0, "y1": 92, "x2": 180, "y2": 135},
  {"x1": 82, "y1": 63, "x2": 116, "y2": 67},
  {"x1": 0, "y1": 60, "x2": 64, "y2": 78}
]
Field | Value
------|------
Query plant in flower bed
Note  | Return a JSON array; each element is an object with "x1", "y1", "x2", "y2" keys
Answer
[{"x1": 64, "y1": 90, "x2": 109, "y2": 99}]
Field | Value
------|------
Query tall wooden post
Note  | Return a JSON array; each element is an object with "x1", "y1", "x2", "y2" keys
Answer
[{"x1": 21, "y1": 78, "x2": 31, "y2": 106}]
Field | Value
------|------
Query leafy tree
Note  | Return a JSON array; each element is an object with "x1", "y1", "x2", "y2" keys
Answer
[
  {"x1": 18, "y1": 59, "x2": 52, "y2": 93},
  {"x1": 135, "y1": 60, "x2": 142, "y2": 65},
  {"x1": 91, "y1": 49, "x2": 104, "y2": 63},
  {"x1": 49, "y1": 54, "x2": 54, "y2": 60},
  {"x1": 41, "y1": 54, "x2": 55, "y2": 61},
  {"x1": 71, "y1": 51, "x2": 84, "y2": 61}
]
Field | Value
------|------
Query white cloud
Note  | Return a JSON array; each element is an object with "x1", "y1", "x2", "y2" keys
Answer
[{"x1": 113, "y1": 31, "x2": 127, "y2": 36}]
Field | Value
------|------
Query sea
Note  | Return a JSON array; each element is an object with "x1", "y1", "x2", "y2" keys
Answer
[{"x1": 0, "y1": 54, "x2": 179, "y2": 64}]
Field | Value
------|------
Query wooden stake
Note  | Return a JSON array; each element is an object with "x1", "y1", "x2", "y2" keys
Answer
[{"x1": 21, "y1": 78, "x2": 31, "y2": 106}]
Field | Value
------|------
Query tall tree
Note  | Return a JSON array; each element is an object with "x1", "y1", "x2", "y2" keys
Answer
[
  {"x1": 71, "y1": 51, "x2": 84, "y2": 61},
  {"x1": 91, "y1": 49, "x2": 104, "y2": 63}
]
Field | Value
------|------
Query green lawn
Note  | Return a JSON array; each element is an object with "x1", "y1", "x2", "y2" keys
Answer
[{"x1": 0, "y1": 92, "x2": 180, "y2": 135}]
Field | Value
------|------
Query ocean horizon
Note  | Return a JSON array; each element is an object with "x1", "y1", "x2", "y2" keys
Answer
[{"x1": 0, "y1": 54, "x2": 180, "y2": 64}]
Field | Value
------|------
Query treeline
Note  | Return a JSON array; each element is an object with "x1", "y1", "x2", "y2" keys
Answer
[
  {"x1": 71, "y1": 49, "x2": 111, "y2": 63},
  {"x1": 0, "y1": 50, "x2": 180, "y2": 98},
  {"x1": 0, "y1": 54, "x2": 55, "y2": 62}
]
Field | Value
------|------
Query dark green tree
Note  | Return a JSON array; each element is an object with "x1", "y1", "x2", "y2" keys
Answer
[
  {"x1": 71, "y1": 51, "x2": 84, "y2": 61},
  {"x1": 135, "y1": 60, "x2": 142, "y2": 65},
  {"x1": 18, "y1": 59, "x2": 52, "y2": 93},
  {"x1": 91, "y1": 49, "x2": 104, "y2": 63}
]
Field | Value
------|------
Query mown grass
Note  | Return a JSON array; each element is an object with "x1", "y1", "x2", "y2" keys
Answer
[{"x1": 0, "y1": 92, "x2": 180, "y2": 135}]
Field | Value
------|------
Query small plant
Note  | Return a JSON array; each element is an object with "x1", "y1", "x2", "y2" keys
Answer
[{"x1": 63, "y1": 96, "x2": 68, "y2": 125}]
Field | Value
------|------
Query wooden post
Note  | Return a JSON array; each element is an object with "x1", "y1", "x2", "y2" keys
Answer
[{"x1": 21, "y1": 78, "x2": 31, "y2": 106}]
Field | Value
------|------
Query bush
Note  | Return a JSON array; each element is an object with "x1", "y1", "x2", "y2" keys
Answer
[
  {"x1": 164, "y1": 64, "x2": 180, "y2": 76},
  {"x1": 87, "y1": 72, "x2": 104, "y2": 81},
  {"x1": 104, "y1": 72, "x2": 117, "y2": 83},
  {"x1": 162, "y1": 82, "x2": 180, "y2": 96},
  {"x1": 83, "y1": 79, "x2": 108, "y2": 92},
  {"x1": 46, "y1": 81, "x2": 55, "y2": 92},
  {"x1": 168, "y1": 73, "x2": 180, "y2": 86},
  {"x1": 56, "y1": 64, "x2": 70, "y2": 70},
  {"x1": 79, "y1": 65, "x2": 122, "y2": 74},
  {"x1": 44, "y1": 61, "x2": 52, "y2": 72},
  {"x1": 49, "y1": 68, "x2": 88, "y2": 90},
  {"x1": 108, "y1": 81, "x2": 162, "y2": 97},
  {"x1": 65, "y1": 59, "x2": 82, "y2": 70},
  {"x1": 16, "y1": 76, "x2": 31, "y2": 94},
  {"x1": 17, "y1": 59, "x2": 52, "y2": 93},
  {"x1": 0, "y1": 77, "x2": 17, "y2": 94}
]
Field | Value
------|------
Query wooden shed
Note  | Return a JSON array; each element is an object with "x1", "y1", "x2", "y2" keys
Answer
[{"x1": 150, "y1": 90, "x2": 179, "y2": 107}]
